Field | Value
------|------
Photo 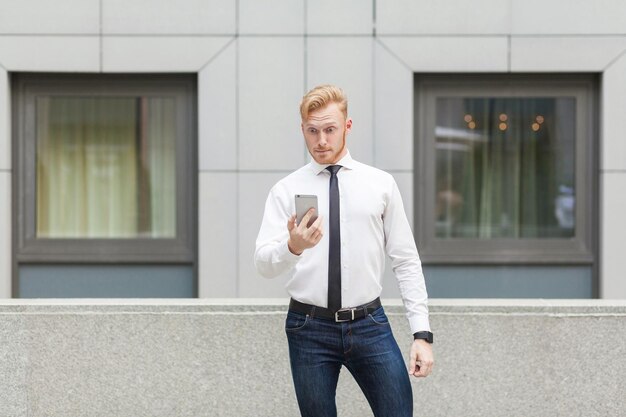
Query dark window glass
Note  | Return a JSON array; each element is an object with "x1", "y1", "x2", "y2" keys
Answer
[{"x1": 435, "y1": 97, "x2": 575, "y2": 239}]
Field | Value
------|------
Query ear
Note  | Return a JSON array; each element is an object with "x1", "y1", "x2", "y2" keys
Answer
[{"x1": 345, "y1": 118, "x2": 353, "y2": 133}]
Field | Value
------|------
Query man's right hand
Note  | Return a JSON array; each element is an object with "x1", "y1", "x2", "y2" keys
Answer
[{"x1": 287, "y1": 209, "x2": 324, "y2": 255}]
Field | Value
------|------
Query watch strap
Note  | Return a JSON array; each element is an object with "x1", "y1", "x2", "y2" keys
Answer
[{"x1": 413, "y1": 331, "x2": 433, "y2": 344}]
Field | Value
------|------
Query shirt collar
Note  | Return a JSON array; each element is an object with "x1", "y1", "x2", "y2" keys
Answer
[{"x1": 309, "y1": 151, "x2": 356, "y2": 175}]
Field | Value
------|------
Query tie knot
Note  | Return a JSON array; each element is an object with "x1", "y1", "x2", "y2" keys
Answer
[{"x1": 326, "y1": 165, "x2": 342, "y2": 175}]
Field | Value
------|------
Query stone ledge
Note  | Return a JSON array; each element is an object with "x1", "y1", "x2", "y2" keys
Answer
[
  {"x1": 1, "y1": 298, "x2": 625, "y2": 315},
  {"x1": 1, "y1": 298, "x2": 625, "y2": 416}
]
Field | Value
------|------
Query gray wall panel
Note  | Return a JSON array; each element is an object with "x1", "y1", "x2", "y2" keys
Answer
[
  {"x1": 425, "y1": 265, "x2": 593, "y2": 298},
  {"x1": 19, "y1": 265, "x2": 195, "y2": 298}
]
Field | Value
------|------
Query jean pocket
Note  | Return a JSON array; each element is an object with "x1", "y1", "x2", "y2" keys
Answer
[
  {"x1": 285, "y1": 312, "x2": 309, "y2": 332},
  {"x1": 367, "y1": 307, "x2": 390, "y2": 326}
]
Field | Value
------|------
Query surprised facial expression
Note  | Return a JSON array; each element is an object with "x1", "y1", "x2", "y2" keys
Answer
[{"x1": 302, "y1": 103, "x2": 352, "y2": 165}]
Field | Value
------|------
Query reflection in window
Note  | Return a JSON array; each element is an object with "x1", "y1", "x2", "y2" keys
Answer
[
  {"x1": 435, "y1": 97, "x2": 575, "y2": 239},
  {"x1": 36, "y1": 97, "x2": 176, "y2": 238}
]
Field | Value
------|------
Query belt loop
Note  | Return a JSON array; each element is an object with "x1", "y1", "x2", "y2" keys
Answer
[{"x1": 311, "y1": 305, "x2": 316, "y2": 319}]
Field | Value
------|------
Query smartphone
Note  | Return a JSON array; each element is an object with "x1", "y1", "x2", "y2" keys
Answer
[{"x1": 295, "y1": 194, "x2": 318, "y2": 227}]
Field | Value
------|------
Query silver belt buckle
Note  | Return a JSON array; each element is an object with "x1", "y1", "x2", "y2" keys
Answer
[{"x1": 335, "y1": 308, "x2": 355, "y2": 322}]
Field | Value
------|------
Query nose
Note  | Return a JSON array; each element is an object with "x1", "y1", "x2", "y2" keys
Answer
[{"x1": 319, "y1": 132, "x2": 328, "y2": 146}]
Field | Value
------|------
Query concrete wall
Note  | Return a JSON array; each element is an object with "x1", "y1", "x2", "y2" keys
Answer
[
  {"x1": 2, "y1": 0, "x2": 626, "y2": 298},
  {"x1": 1, "y1": 299, "x2": 625, "y2": 417}
]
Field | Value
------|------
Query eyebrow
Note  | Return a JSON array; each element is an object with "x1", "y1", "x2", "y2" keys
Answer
[{"x1": 303, "y1": 120, "x2": 338, "y2": 128}]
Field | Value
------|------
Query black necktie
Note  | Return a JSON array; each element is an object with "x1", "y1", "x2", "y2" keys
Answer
[{"x1": 326, "y1": 165, "x2": 342, "y2": 312}]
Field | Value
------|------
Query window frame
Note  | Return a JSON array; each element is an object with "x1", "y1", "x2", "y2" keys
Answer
[
  {"x1": 414, "y1": 74, "x2": 597, "y2": 264},
  {"x1": 12, "y1": 73, "x2": 197, "y2": 264}
]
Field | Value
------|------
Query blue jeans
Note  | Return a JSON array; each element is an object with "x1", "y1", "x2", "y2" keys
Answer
[{"x1": 285, "y1": 306, "x2": 412, "y2": 417}]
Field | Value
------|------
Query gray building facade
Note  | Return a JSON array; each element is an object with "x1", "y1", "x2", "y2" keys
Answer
[{"x1": 0, "y1": 0, "x2": 625, "y2": 300}]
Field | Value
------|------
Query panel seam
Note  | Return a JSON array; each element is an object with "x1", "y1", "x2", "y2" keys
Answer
[
  {"x1": 197, "y1": 37, "x2": 237, "y2": 73},
  {"x1": 99, "y1": 0, "x2": 103, "y2": 72},
  {"x1": 602, "y1": 46, "x2": 626, "y2": 71}
]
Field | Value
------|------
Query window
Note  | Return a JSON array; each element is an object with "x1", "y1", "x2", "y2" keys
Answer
[
  {"x1": 13, "y1": 75, "x2": 196, "y2": 294},
  {"x1": 36, "y1": 96, "x2": 178, "y2": 239},
  {"x1": 415, "y1": 75, "x2": 596, "y2": 264}
]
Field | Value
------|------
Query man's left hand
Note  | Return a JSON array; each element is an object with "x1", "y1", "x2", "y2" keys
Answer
[{"x1": 408, "y1": 339, "x2": 434, "y2": 378}]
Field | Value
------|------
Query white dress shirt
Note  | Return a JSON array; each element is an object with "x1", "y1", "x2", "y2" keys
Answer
[{"x1": 254, "y1": 152, "x2": 430, "y2": 333}]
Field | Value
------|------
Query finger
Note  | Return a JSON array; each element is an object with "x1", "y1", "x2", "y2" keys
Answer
[
  {"x1": 413, "y1": 365, "x2": 424, "y2": 377},
  {"x1": 304, "y1": 223, "x2": 321, "y2": 241},
  {"x1": 308, "y1": 214, "x2": 323, "y2": 233},
  {"x1": 411, "y1": 358, "x2": 424, "y2": 377},
  {"x1": 413, "y1": 360, "x2": 433, "y2": 378},
  {"x1": 408, "y1": 353, "x2": 417, "y2": 376},
  {"x1": 303, "y1": 214, "x2": 322, "y2": 237},
  {"x1": 423, "y1": 360, "x2": 434, "y2": 375},
  {"x1": 310, "y1": 214, "x2": 323, "y2": 228},
  {"x1": 287, "y1": 214, "x2": 296, "y2": 231},
  {"x1": 299, "y1": 208, "x2": 316, "y2": 229}
]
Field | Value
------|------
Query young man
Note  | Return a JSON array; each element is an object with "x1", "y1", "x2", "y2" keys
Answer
[{"x1": 254, "y1": 85, "x2": 433, "y2": 417}]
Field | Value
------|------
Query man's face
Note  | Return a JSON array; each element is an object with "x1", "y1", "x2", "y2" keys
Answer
[{"x1": 301, "y1": 102, "x2": 352, "y2": 165}]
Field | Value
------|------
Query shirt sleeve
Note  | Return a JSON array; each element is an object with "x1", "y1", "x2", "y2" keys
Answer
[
  {"x1": 383, "y1": 177, "x2": 431, "y2": 334},
  {"x1": 254, "y1": 184, "x2": 301, "y2": 278}
]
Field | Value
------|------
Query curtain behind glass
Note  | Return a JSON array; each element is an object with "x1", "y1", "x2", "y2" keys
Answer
[
  {"x1": 36, "y1": 97, "x2": 176, "y2": 238},
  {"x1": 435, "y1": 97, "x2": 575, "y2": 239},
  {"x1": 145, "y1": 98, "x2": 176, "y2": 238}
]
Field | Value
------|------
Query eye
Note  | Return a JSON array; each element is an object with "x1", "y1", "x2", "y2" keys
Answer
[
  {"x1": 326, "y1": 127, "x2": 335, "y2": 133},
  {"x1": 308, "y1": 128, "x2": 317, "y2": 134}
]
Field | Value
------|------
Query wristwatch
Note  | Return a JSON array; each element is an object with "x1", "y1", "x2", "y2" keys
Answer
[{"x1": 413, "y1": 331, "x2": 433, "y2": 344}]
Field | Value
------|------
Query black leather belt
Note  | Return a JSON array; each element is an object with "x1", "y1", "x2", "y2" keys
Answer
[{"x1": 289, "y1": 297, "x2": 382, "y2": 323}]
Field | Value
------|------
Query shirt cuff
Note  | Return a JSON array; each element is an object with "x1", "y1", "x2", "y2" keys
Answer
[
  {"x1": 408, "y1": 316, "x2": 431, "y2": 335},
  {"x1": 277, "y1": 240, "x2": 302, "y2": 262}
]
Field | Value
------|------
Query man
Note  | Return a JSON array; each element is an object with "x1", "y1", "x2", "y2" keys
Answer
[{"x1": 255, "y1": 85, "x2": 433, "y2": 417}]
